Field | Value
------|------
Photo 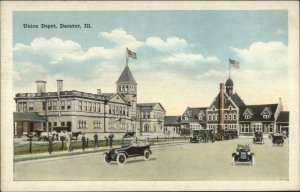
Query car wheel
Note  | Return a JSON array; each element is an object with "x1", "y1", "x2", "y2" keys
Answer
[
  {"x1": 117, "y1": 153, "x2": 127, "y2": 165},
  {"x1": 144, "y1": 150, "x2": 151, "y2": 160},
  {"x1": 251, "y1": 156, "x2": 255, "y2": 166},
  {"x1": 103, "y1": 154, "x2": 112, "y2": 164}
]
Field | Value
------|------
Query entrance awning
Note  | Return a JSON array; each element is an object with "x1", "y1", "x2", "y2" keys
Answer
[{"x1": 13, "y1": 112, "x2": 47, "y2": 122}]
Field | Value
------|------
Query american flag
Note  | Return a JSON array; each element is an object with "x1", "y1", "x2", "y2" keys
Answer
[
  {"x1": 127, "y1": 48, "x2": 137, "y2": 59},
  {"x1": 229, "y1": 58, "x2": 240, "y2": 69}
]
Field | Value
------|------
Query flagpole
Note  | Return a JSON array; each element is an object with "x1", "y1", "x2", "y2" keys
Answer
[
  {"x1": 229, "y1": 59, "x2": 231, "y2": 78},
  {"x1": 126, "y1": 48, "x2": 128, "y2": 66}
]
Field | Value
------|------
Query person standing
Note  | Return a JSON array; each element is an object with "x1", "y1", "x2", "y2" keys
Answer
[
  {"x1": 66, "y1": 133, "x2": 71, "y2": 152},
  {"x1": 108, "y1": 134, "x2": 114, "y2": 148},
  {"x1": 82, "y1": 133, "x2": 86, "y2": 151},
  {"x1": 94, "y1": 133, "x2": 99, "y2": 149}
]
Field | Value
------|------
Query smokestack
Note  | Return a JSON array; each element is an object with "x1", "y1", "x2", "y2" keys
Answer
[
  {"x1": 218, "y1": 83, "x2": 225, "y2": 139},
  {"x1": 36, "y1": 80, "x2": 47, "y2": 94},
  {"x1": 57, "y1": 80, "x2": 63, "y2": 93},
  {"x1": 97, "y1": 89, "x2": 102, "y2": 95}
]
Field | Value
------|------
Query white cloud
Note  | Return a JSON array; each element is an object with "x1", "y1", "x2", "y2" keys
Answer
[
  {"x1": 15, "y1": 62, "x2": 47, "y2": 74},
  {"x1": 231, "y1": 41, "x2": 287, "y2": 70},
  {"x1": 196, "y1": 70, "x2": 226, "y2": 80},
  {"x1": 145, "y1": 37, "x2": 187, "y2": 52},
  {"x1": 99, "y1": 28, "x2": 143, "y2": 49},
  {"x1": 164, "y1": 53, "x2": 220, "y2": 68}
]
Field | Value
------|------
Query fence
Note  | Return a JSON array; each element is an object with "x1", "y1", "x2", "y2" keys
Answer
[{"x1": 14, "y1": 136, "x2": 188, "y2": 155}]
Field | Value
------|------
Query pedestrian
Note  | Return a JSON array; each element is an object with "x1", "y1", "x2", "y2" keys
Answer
[
  {"x1": 105, "y1": 136, "x2": 108, "y2": 147},
  {"x1": 82, "y1": 133, "x2": 86, "y2": 151},
  {"x1": 94, "y1": 133, "x2": 99, "y2": 149},
  {"x1": 108, "y1": 134, "x2": 114, "y2": 148},
  {"x1": 66, "y1": 133, "x2": 71, "y2": 152}
]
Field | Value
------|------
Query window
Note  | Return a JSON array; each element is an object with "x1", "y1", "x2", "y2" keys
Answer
[
  {"x1": 28, "y1": 102, "x2": 34, "y2": 111},
  {"x1": 22, "y1": 102, "x2": 27, "y2": 112},
  {"x1": 216, "y1": 114, "x2": 218, "y2": 120},
  {"x1": 97, "y1": 103, "x2": 100, "y2": 112},
  {"x1": 88, "y1": 102, "x2": 92, "y2": 112},
  {"x1": 144, "y1": 124, "x2": 150, "y2": 132},
  {"x1": 233, "y1": 114, "x2": 236, "y2": 120},
  {"x1": 270, "y1": 124, "x2": 273, "y2": 132},
  {"x1": 94, "y1": 121, "x2": 101, "y2": 129},
  {"x1": 108, "y1": 105, "x2": 111, "y2": 114},
  {"x1": 83, "y1": 101, "x2": 87, "y2": 111},
  {"x1": 78, "y1": 121, "x2": 87, "y2": 128},
  {"x1": 79, "y1": 101, "x2": 82, "y2": 111},
  {"x1": 245, "y1": 115, "x2": 251, "y2": 119},
  {"x1": 67, "y1": 100, "x2": 71, "y2": 110},
  {"x1": 263, "y1": 115, "x2": 270, "y2": 119},
  {"x1": 93, "y1": 103, "x2": 96, "y2": 112},
  {"x1": 48, "y1": 101, "x2": 52, "y2": 110},
  {"x1": 53, "y1": 101, "x2": 57, "y2": 110},
  {"x1": 198, "y1": 116, "x2": 202, "y2": 120},
  {"x1": 18, "y1": 102, "x2": 23, "y2": 112},
  {"x1": 224, "y1": 114, "x2": 228, "y2": 120},
  {"x1": 208, "y1": 115, "x2": 211, "y2": 121},
  {"x1": 185, "y1": 116, "x2": 188, "y2": 120},
  {"x1": 229, "y1": 106, "x2": 232, "y2": 110},
  {"x1": 48, "y1": 122, "x2": 52, "y2": 128},
  {"x1": 61, "y1": 101, "x2": 65, "y2": 110},
  {"x1": 229, "y1": 114, "x2": 232, "y2": 120},
  {"x1": 54, "y1": 122, "x2": 57, "y2": 127},
  {"x1": 61, "y1": 122, "x2": 65, "y2": 126}
]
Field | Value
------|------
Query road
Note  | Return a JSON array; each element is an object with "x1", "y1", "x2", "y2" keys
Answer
[{"x1": 14, "y1": 138, "x2": 288, "y2": 181}]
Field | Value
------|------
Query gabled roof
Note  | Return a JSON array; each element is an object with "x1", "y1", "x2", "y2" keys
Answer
[
  {"x1": 14, "y1": 112, "x2": 47, "y2": 122},
  {"x1": 137, "y1": 103, "x2": 166, "y2": 112},
  {"x1": 239, "y1": 104, "x2": 278, "y2": 121},
  {"x1": 116, "y1": 65, "x2": 137, "y2": 84},
  {"x1": 164, "y1": 116, "x2": 181, "y2": 125},
  {"x1": 99, "y1": 93, "x2": 114, "y2": 99},
  {"x1": 277, "y1": 111, "x2": 289, "y2": 122},
  {"x1": 181, "y1": 107, "x2": 207, "y2": 123}
]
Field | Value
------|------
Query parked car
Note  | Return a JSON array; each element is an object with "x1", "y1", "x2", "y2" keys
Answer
[
  {"x1": 224, "y1": 130, "x2": 238, "y2": 140},
  {"x1": 253, "y1": 131, "x2": 264, "y2": 144},
  {"x1": 232, "y1": 144, "x2": 255, "y2": 166},
  {"x1": 103, "y1": 138, "x2": 152, "y2": 165},
  {"x1": 190, "y1": 130, "x2": 215, "y2": 143},
  {"x1": 272, "y1": 133, "x2": 284, "y2": 146}
]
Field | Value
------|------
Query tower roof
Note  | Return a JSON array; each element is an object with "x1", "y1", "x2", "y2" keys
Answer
[
  {"x1": 225, "y1": 78, "x2": 233, "y2": 86},
  {"x1": 116, "y1": 65, "x2": 137, "y2": 84}
]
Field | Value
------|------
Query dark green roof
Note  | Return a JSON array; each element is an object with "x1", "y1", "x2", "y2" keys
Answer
[
  {"x1": 239, "y1": 104, "x2": 278, "y2": 121},
  {"x1": 116, "y1": 65, "x2": 137, "y2": 84},
  {"x1": 277, "y1": 111, "x2": 289, "y2": 122},
  {"x1": 230, "y1": 93, "x2": 246, "y2": 107},
  {"x1": 14, "y1": 112, "x2": 47, "y2": 122},
  {"x1": 164, "y1": 116, "x2": 180, "y2": 125}
]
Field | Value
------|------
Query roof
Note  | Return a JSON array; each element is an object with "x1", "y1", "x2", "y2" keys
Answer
[
  {"x1": 225, "y1": 78, "x2": 233, "y2": 86},
  {"x1": 99, "y1": 93, "x2": 114, "y2": 98},
  {"x1": 239, "y1": 104, "x2": 278, "y2": 121},
  {"x1": 277, "y1": 111, "x2": 289, "y2": 122},
  {"x1": 164, "y1": 116, "x2": 181, "y2": 125},
  {"x1": 181, "y1": 107, "x2": 207, "y2": 123},
  {"x1": 230, "y1": 93, "x2": 246, "y2": 107},
  {"x1": 137, "y1": 103, "x2": 166, "y2": 112},
  {"x1": 116, "y1": 65, "x2": 137, "y2": 84},
  {"x1": 14, "y1": 112, "x2": 47, "y2": 122}
]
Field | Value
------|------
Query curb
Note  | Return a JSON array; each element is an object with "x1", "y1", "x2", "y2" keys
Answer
[{"x1": 14, "y1": 140, "x2": 189, "y2": 162}]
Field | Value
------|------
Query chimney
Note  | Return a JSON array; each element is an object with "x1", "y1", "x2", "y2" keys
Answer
[
  {"x1": 97, "y1": 89, "x2": 102, "y2": 95},
  {"x1": 218, "y1": 83, "x2": 225, "y2": 139},
  {"x1": 57, "y1": 80, "x2": 63, "y2": 93},
  {"x1": 36, "y1": 80, "x2": 47, "y2": 93}
]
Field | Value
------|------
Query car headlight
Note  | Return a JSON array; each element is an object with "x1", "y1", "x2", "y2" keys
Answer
[
  {"x1": 247, "y1": 151, "x2": 251, "y2": 155},
  {"x1": 236, "y1": 151, "x2": 239, "y2": 155}
]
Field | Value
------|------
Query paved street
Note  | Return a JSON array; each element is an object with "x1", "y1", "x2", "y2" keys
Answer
[{"x1": 14, "y1": 138, "x2": 288, "y2": 181}]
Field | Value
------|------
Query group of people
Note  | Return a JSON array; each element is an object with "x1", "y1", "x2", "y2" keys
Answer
[{"x1": 65, "y1": 133, "x2": 115, "y2": 152}]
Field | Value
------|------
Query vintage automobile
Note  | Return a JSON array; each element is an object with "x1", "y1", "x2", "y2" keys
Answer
[
  {"x1": 224, "y1": 130, "x2": 238, "y2": 140},
  {"x1": 272, "y1": 133, "x2": 284, "y2": 146},
  {"x1": 232, "y1": 144, "x2": 255, "y2": 166},
  {"x1": 103, "y1": 136, "x2": 152, "y2": 165},
  {"x1": 253, "y1": 131, "x2": 264, "y2": 144},
  {"x1": 190, "y1": 130, "x2": 215, "y2": 143}
]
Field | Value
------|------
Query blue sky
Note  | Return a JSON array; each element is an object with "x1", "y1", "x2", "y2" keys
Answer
[{"x1": 13, "y1": 11, "x2": 289, "y2": 115}]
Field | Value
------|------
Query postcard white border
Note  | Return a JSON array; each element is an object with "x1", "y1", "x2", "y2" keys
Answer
[{"x1": 1, "y1": 1, "x2": 299, "y2": 191}]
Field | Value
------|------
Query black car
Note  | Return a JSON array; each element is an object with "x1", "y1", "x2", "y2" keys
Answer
[
  {"x1": 253, "y1": 131, "x2": 264, "y2": 144},
  {"x1": 190, "y1": 130, "x2": 215, "y2": 143},
  {"x1": 232, "y1": 144, "x2": 255, "y2": 166},
  {"x1": 272, "y1": 133, "x2": 284, "y2": 146},
  {"x1": 103, "y1": 139, "x2": 152, "y2": 165}
]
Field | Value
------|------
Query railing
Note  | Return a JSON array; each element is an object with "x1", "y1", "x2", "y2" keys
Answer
[{"x1": 14, "y1": 136, "x2": 188, "y2": 156}]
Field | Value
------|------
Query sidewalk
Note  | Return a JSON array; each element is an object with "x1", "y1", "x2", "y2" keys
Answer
[{"x1": 14, "y1": 140, "x2": 189, "y2": 162}]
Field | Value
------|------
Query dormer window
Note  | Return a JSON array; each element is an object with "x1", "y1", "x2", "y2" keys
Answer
[
  {"x1": 198, "y1": 116, "x2": 202, "y2": 120},
  {"x1": 229, "y1": 106, "x2": 232, "y2": 110},
  {"x1": 185, "y1": 116, "x2": 189, "y2": 120},
  {"x1": 263, "y1": 115, "x2": 270, "y2": 119},
  {"x1": 245, "y1": 115, "x2": 252, "y2": 119}
]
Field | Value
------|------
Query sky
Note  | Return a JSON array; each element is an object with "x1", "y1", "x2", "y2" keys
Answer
[{"x1": 13, "y1": 11, "x2": 289, "y2": 115}]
